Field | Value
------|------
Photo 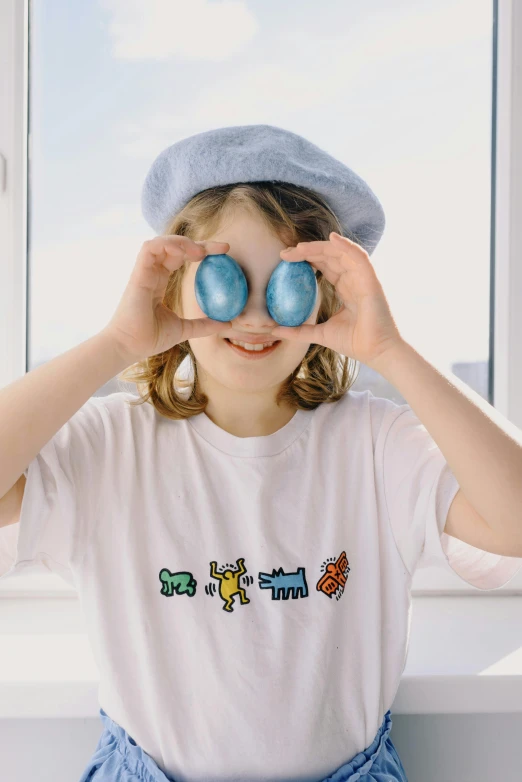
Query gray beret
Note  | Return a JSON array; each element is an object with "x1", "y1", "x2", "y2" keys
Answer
[{"x1": 141, "y1": 124, "x2": 385, "y2": 256}]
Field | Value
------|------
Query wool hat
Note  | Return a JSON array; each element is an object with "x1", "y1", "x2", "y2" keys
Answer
[{"x1": 141, "y1": 123, "x2": 385, "y2": 255}]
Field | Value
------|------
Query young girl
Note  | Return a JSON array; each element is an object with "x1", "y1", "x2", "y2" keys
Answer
[{"x1": 1, "y1": 124, "x2": 521, "y2": 782}]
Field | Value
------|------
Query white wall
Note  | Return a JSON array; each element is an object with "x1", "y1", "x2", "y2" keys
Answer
[{"x1": 1, "y1": 713, "x2": 521, "y2": 781}]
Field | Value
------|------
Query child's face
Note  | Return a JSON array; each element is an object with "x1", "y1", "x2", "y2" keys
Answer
[{"x1": 180, "y1": 208, "x2": 322, "y2": 397}]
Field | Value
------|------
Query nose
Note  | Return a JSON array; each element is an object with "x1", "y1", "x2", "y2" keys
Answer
[{"x1": 231, "y1": 284, "x2": 278, "y2": 332}]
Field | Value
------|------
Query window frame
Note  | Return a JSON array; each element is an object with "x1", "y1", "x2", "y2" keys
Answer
[
  {"x1": 0, "y1": 0, "x2": 521, "y2": 596},
  {"x1": 413, "y1": 0, "x2": 522, "y2": 593}
]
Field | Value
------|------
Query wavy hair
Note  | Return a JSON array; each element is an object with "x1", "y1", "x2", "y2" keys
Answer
[{"x1": 118, "y1": 181, "x2": 361, "y2": 419}]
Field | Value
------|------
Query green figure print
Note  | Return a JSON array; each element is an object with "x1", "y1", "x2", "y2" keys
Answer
[{"x1": 159, "y1": 568, "x2": 197, "y2": 597}]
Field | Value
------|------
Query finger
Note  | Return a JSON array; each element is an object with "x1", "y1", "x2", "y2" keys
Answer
[
  {"x1": 280, "y1": 250, "x2": 345, "y2": 288},
  {"x1": 133, "y1": 237, "x2": 215, "y2": 303},
  {"x1": 330, "y1": 231, "x2": 356, "y2": 246},
  {"x1": 280, "y1": 251, "x2": 331, "y2": 269},
  {"x1": 179, "y1": 316, "x2": 231, "y2": 341},
  {"x1": 299, "y1": 232, "x2": 355, "y2": 249},
  {"x1": 282, "y1": 233, "x2": 364, "y2": 264},
  {"x1": 281, "y1": 242, "x2": 330, "y2": 256},
  {"x1": 279, "y1": 247, "x2": 333, "y2": 275},
  {"x1": 279, "y1": 247, "x2": 347, "y2": 279},
  {"x1": 270, "y1": 322, "x2": 322, "y2": 343},
  {"x1": 281, "y1": 243, "x2": 354, "y2": 263},
  {"x1": 330, "y1": 232, "x2": 370, "y2": 262},
  {"x1": 280, "y1": 242, "x2": 361, "y2": 286},
  {"x1": 138, "y1": 237, "x2": 197, "y2": 278},
  {"x1": 194, "y1": 240, "x2": 230, "y2": 253},
  {"x1": 148, "y1": 236, "x2": 229, "y2": 266}
]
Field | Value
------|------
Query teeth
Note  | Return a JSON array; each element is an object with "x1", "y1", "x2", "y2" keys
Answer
[{"x1": 229, "y1": 339, "x2": 276, "y2": 351}]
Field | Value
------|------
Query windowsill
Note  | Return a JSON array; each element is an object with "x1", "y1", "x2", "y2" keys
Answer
[{"x1": 0, "y1": 594, "x2": 521, "y2": 717}]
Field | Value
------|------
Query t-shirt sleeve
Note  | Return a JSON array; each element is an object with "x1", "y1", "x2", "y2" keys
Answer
[
  {"x1": 0, "y1": 394, "x2": 111, "y2": 589},
  {"x1": 377, "y1": 401, "x2": 522, "y2": 590}
]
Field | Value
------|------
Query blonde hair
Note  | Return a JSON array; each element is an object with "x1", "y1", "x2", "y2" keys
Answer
[{"x1": 118, "y1": 181, "x2": 361, "y2": 419}]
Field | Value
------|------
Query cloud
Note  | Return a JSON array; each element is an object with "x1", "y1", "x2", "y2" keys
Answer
[
  {"x1": 110, "y1": 0, "x2": 492, "y2": 159},
  {"x1": 99, "y1": 0, "x2": 259, "y2": 61}
]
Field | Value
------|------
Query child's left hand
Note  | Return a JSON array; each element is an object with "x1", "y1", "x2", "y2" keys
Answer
[{"x1": 270, "y1": 232, "x2": 405, "y2": 367}]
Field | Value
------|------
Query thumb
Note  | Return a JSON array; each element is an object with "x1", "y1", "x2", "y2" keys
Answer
[
  {"x1": 161, "y1": 306, "x2": 231, "y2": 341},
  {"x1": 270, "y1": 323, "x2": 317, "y2": 342}
]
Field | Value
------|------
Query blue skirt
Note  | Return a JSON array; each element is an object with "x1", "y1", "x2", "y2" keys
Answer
[{"x1": 78, "y1": 707, "x2": 408, "y2": 782}]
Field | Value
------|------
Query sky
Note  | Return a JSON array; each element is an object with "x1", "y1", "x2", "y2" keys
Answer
[{"x1": 28, "y1": 0, "x2": 494, "y2": 378}]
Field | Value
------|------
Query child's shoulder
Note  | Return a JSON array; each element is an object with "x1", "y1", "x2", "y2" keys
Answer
[
  {"x1": 328, "y1": 387, "x2": 403, "y2": 416},
  {"x1": 324, "y1": 388, "x2": 411, "y2": 445},
  {"x1": 93, "y1": 389, "x2": 141, "y2": 405},
  {"x1": 84, "y1": 390, "x2": 155, "y2": 424}
]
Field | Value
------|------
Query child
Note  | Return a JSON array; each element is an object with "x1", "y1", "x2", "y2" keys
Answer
[{"x1": 1, "y1": 124, "x2": 521, "y2": 782}]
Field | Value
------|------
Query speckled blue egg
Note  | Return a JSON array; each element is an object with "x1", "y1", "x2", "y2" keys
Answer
[
  {"x1": 266, "y1": 260, "x2": 317, "y2": 326},
  {"x1": 194, "y1": 254, "x2": 248, "y2": 322}
]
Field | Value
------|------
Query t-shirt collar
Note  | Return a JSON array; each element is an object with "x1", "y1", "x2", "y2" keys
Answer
[{"x1": 186, "y1": 407, "x2": 314, "y2": 457}]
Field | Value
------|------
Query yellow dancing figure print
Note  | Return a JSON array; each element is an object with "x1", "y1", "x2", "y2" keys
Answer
[{"x1": 210, "y1": 557, "x2": 251, "y2": 613}]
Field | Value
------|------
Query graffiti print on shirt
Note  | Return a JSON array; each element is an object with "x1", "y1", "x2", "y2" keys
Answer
[
  {"x1": 258, "y1": 566, "x2": 308, "y2": 600},
  {"x1": 208, "y1": 557, "x2": 251, "y2": 613},
  {"x1": 316, "y1": 550, "x2": 351, "y2": 600},
  {"x1": 158, "y1": 569, "x2": 197, "y2": 597},
  {"x1": 157, "y1": 549, "x2": 351, "y2": 605}
]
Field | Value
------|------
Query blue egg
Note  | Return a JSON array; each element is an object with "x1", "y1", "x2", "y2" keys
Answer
[
  {"x1": 194, "y1": 254, "x2": 317, "y2": 327},
  {"x1": 266, "y1": 260, "x2": 317, "y2": 326},
  {"x1": 194, "y1": 254, "x2": 248, "y2": 322}
]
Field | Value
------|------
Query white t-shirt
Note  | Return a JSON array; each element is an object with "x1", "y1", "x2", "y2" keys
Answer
[{"x1": 1, "y1": 389, "x2": 521, "y2": 782}]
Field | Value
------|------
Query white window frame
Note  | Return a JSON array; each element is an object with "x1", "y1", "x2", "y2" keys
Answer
[
  {"x1": 412, "y1": 0, "x2": 522, "y2": 593},
  {"x1": 0, "y1": 0, "x2": 28, "y2": 391},
  {"x1": 1, "y1": 0, "x2": 521, "y2": 597}
]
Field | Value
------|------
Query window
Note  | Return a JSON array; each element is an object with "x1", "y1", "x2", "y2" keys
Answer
[{"x1": 1, "y1": 0, "x2": 521, "y2": 595}]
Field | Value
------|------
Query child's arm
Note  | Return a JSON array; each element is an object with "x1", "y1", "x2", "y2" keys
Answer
[
  {"x1": 281, "y1": 233, "x2": 522, "y2": 558},
  {"x1": 372, "y1": 339, "x2": 522, "y2": 557},
  {"x1": 0, "y1": 233, "x2": 233, "y2": 527},
  {"x1": 0, "y1": 329, "x2": 129, "y2": 522}
]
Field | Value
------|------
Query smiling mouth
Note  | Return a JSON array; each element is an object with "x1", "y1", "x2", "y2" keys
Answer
[{"x1": 224, "y1": 338, "x2": 282, "y2": 357}]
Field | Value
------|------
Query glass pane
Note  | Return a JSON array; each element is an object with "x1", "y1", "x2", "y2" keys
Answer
[{"x1": 28, "y1": 0, "x2": 493, "y2": 406}]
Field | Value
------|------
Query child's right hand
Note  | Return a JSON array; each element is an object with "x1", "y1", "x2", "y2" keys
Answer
[{"x1": 102, "y1": 235, "x2": 232, "y2": 364}]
